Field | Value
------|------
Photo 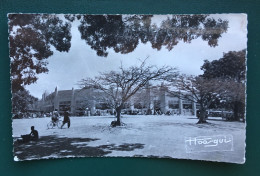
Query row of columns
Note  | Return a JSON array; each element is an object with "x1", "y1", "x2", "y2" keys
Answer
[{"x1": 52, "y1": 86, "x2": 196, "y2": 116}]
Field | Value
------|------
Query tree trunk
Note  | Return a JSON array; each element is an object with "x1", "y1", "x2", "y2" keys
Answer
[
  {"x1": 115, "y1": 105, "x2": 122, "y2": 126},
  {"x1": 197, "y1": 107, "x2": 207, "y2": 124}
]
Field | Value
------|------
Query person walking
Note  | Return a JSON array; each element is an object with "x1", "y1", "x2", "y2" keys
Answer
[{"x1": 61, "y1": 110, "x2": 70, "y2": 128}]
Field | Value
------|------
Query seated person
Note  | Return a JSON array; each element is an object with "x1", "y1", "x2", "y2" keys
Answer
[
  {"x1": 19, "y1": 126, "x2": 39, "y2": 143},
  {"x1": 29, "y1": 126, "x2": 39, "y2": 141}
]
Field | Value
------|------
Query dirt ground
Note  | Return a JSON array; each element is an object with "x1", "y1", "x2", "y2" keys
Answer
[{"x1": 12, "y1": 115, "x2": 246, "y2": 163}]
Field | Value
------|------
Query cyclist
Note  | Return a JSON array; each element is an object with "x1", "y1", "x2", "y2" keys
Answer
[{"x1": 52, "y1": 109, "x2": 60, "y2": 123}]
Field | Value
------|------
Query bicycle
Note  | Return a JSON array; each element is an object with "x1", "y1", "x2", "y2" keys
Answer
[{"x1": 47, "y1": 119, "x2": 63, "y2": 129}]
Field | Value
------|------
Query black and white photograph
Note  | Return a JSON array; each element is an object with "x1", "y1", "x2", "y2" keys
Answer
[{"x1": 9, "y1": 14, "x2": 247, "y2": 163}]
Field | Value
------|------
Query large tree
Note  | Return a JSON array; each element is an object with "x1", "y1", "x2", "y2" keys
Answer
[
  {"x1": 166, "y1": 75, "x2": 228, "y2": 123},
  {"x1": 201, "y1": 49, "x2": 246, "y2": 121},
  {"x1": 12, "y1": 89, "x2": 38, "y2": 114},
  {"x1": 9, "y1": 14, "x2": 72, "y2": 92},
  {"x1": 79, "y1": 60, "x2": 177, "y2": 126}
]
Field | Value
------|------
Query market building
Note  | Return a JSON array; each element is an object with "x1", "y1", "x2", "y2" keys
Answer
[{"x1": 36, "y1": 84, "x2": 197, "y2": 116}]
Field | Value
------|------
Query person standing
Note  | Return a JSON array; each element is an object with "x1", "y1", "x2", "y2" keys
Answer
[{"x1": 61, "y1": 110, "x2": 70, "y2": 128}]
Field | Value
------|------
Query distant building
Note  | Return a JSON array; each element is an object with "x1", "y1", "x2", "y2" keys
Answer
[{"x1": 36, "y1": 84, "x2": 197, "y2": 116}]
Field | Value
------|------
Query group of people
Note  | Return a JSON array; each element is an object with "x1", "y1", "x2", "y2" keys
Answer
[
  {"x1": 52, "y1": 109, "x2": 70, "y2": 128},
  {"x1": 19, "y1": 109, "x2": 71, "y2": 143}
]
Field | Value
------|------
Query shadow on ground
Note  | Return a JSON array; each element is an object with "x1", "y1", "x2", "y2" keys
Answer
[
  {"x1": 158, "y1": 121, "x2": 242, "y2": 131},
  {"x1": 13, "y1": 135, "x2": 144, "y2": 161},
  {"x1": 98, "y1": 143, "x2": 144, "y2": 151}
]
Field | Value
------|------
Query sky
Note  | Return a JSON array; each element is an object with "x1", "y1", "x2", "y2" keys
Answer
[{"x1": 25, "y1": 14, "x2": 248, "y2": 99}]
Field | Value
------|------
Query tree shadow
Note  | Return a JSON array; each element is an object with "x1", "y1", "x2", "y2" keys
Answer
[
  {"x1": 187, "y1": 117, "x2": 228, "y2": 122},
  {"x1": 13, "y1": 135, "x2": 145, "y2": 161},
  {"x1": 157, "y1": 121, "x2": 242, "y2": 131},
  {"x1": 98, "y1": 143, "x2": 144, "y2": 151},
  {"x1": 207, "y1": 118, "x2": 225, "y2": 122}
]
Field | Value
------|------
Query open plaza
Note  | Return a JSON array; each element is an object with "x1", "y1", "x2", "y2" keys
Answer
[{"x1": 12, "y1": 115, "x2": 245, "y2": 163}]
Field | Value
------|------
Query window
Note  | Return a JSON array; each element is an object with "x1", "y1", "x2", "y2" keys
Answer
[
  {"x1": 169, "y1": 104, "x2": 179, "y2": 109},
  {"x1": 183, "y1": 104, "x2": 192, "y2": 109},
  {"x1": 168, "y1": 100, "x2": 179, "y2": 109}
]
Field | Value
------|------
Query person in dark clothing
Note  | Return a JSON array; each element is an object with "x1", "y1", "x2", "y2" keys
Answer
[
  {"x1": 19, "y1": 126, "x2": 39, "y2": 143},
  {"x1": 29, "y1": 126, "x2": 39, "y2": 141},
  {"x1": 61, "y1": 110, "x2": 70, "y2": 128}
]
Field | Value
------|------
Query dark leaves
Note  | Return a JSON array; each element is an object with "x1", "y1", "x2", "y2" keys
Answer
[
  {"x1": 78, "y1": 15, "x2": 228, "y2": 56},
  {"x1": 201, "y1": 49, "x2": 246, "y2": 82},
  {"x1": 12, "y1": 89, "x2": 38, "y2": 113},
  {"x1": 9, "y1": 14, "x2": 72, "y2": 92}
]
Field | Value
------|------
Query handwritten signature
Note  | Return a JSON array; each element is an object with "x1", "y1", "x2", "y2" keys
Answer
[
  {"x1": 185, "y1": 135, "x2": 233, "y2": 153},
  {"x1": 185, "y1": 135, "x2": 232, "y2": 147}
]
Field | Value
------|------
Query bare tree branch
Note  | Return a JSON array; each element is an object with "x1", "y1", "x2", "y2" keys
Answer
[{"x1": 78, "y1": 59, "x2": 178, "y2": 124}]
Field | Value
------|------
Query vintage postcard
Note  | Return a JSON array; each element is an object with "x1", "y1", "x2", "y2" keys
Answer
[{"x1": 9, "y1": 14, "x2": 247, "y2": 163}]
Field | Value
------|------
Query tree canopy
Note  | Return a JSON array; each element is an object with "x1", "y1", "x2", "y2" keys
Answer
[
  {"x1": 9, "y1": 14, "x2": 229, "y2": 92},
  {"x1": 12, "y1": 89, "x2": 38, "y2": 114},
  {"x1": 79, "y1": 60, "x2": 177, "y2": 126},
  {"x1": 201, "y1": 49, "x2": 246, "y2": 82},
  {"x1": 166, "y1": 75, "x2": 228, "y2": 123},
  {"x1": 78, "y1": 15, "x2": 228, "y2": 57},
  {"x1": 9, "y1": 14, "x2": 72, "y2": 92}
]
